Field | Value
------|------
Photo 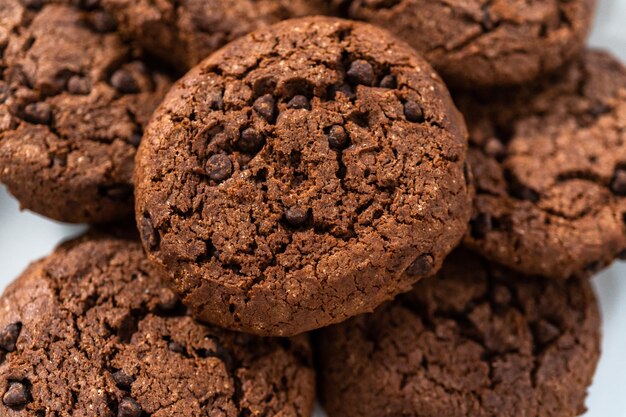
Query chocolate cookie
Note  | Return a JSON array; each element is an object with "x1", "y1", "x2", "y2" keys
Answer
[
  {"x1": 460, "y1": 50, "x2": 626, "y2": 279},
  {"x1": 318, "y1": 0, "x2": 595, "y2": 88},
  {"x1": 318, "y1": 249, "x2": 601, "y2": 417},
  {"x1": 101, "y1": 0, "x2": 329, "y2": 71},
  {"x1": 135, "y1": 17, "x2": 472, "y2": 336},
  {"x1": 0, "y1": 231, "x2": 315, "y2": 416},
  {"x1": 0, "y1": 2, "x2": 171, "y2": 223}
]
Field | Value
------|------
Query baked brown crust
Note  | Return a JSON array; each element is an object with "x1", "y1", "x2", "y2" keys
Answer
[
  {"x1": 318, "y1": 249, "x2": 601, "y2": 417},
  {"x1": 0, "y1": 2, "x2": 171, "y2": 223},
  {"x1": 102, "y1": 0, "x2": 330, "y2": 71},
  {"x1": 0, "y1": 231, "x2": 315, "y2": 417},
  {"x1": 317, "y1": 0, "x2": 596, "y2": 88},
  {"x1": 135, "y1": 17, "x2": 472, "y2": 336},
  {"x1": 460, "y1": 50, "x2": 626, "y2": 279}
]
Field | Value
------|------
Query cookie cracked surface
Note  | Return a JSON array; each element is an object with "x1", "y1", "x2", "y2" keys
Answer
[
  {"x1": 317, "y1": 0, "x2": 596, "y2": 87},
  {"x1": 101, "y1": 0, "x2": 330, "y2": 71},
  {"x1": 135, "y1": 17, "x2": 472, "y2": 336},
  {"x1": 0, "y1": 230, "x2": 315, "y2": 417},
  {"x1": 318, "y1": 249, "x2": 601, "y2": 417},
  {"x1": 0, "y1": 1, "x2": 172, "y2": 223},
  {"x1": 459, "y1": 50, "x2": 626, "y2": 279}
]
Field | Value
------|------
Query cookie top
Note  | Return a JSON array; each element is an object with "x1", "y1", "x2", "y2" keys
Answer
[
  {"x1": 318, "y1": 0, "x2": 595, "y2": 88},
  {"x1": 317, "y1": 249, "x2": 600, "y2": 417},
  {"x1": 135, "y1": 17, "x2": 472, "y2": 336},
  {"x1": 0, "y1": 2, "x2": 171, "y2": 223},
  {"x1": 101, "y1": 0, "x2": 328, "y2": 71},
  {"x1": 0, "y1": 231, "x2": 315, "y2": 417},
  {"x1": 460, "y1": 50, "x2": 626, "y2": 279}
]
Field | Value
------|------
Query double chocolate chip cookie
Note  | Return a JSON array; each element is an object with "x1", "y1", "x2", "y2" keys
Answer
[
  {"x1": 460, "y1": 50, "x2": 626, "y2": 279},
  {"x1": 0, "y1": 231, "x2": 315, "y2": 416},
  {"x1": 318, "y1": 249, "x2": 601, "y2": 417},
  {"x1": 135, "y1": 17, "x2": 473, "y2": 336},
  {"x1": 0, "y1": 1, "x2": 171, "y2": 223},
  {"x1": 101, "y1": 0, "x2": 329, "y2": 71},
  {"x1": 319, "y1": 0, "x2": 595, "y2": 88}
]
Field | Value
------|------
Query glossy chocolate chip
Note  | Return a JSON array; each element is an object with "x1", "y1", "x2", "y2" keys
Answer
[
  {"x1": 285, "y1": 206, "x2": 309, "y2": 226},
  {"x1": 110, "y1": 70, "x2": 140, "y2": 94},
  {"x1": 253, "y1": 94, "x2": 275, "y2": 122},
  {"x1": 405, "y1": 254, "x2": 434, "y2": 276},
  {"x1": 0, "y1": 323, "x2": 21, "y2": 352},
  {"x1": 347, "y1": 60, "x2": 376, "y2": 86},
  {"x1": 206, "y1": 154, "x2": 233, "y2": 182},
  {"x1": 3, "y1": 382, "x2": 29, "y2": 408},
  {"x1": 327, "y1": 125, "x2": 348, "y2": 150}
]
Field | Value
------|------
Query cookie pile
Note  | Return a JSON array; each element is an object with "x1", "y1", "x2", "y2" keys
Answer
[{"x1": 0, "y1": 0, "x2": 621, "y2": 416}]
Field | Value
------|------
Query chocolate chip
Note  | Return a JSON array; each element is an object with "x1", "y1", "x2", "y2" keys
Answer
[
  {"x1": 253, "y1": 94, "x2": 275, "y2": 122},
  {"x1": 88, "y1": 11, "x2": 117, "y2": 33},
  {"x1": 327, "y1": 125, "x2": 348, "y2": 150},
  {"x1": 19, "y1": 0, "x2": 43, "y2": 10},
  {"x1": 110, "y1": 70, "x2": 140, "y2": 94},
  {"x1": 238, "y1": 128, "x2": 265, "y2": 153},
  {"x1": 618, "y1": 248, "x2": 626, "y2": 260},
  {"x1": 533, "y1": 319, "x2": 560, "y2": 345},
  {"x1": 611, "y1": 169, "x2": 626, "y2": 195},
  {"x1": 206, "y1": 154, "x2": 232, "y2": 182},
  {"x1": 168, "y1": 341, "x2": 185, "y2": 354},
  {"x1": 141, "y1": 216, "x2": 159, "y2": 249},
  {"x1": 112, "y1": 370, "x2": 133, "y2": 390},
  {"x1": 379, "y1": 74, "x2": 396, "y2": 89},
  {"x1": 287, "y1": 95, "x2": 310, "y2": 110},
  {"x1": 589, "y1": 102, "x2": 611, "y2": 117},
  {"x1": 0, "y1": 323, "x2": 21, "y2": 352},
  {"x1": 404, "y1": 101, "x2": 424, "y2": 123},
  {"x1": 207, "y1": 91, "x2": 224, "y2": 111},
  {"x1": 67, "y1": 76, "x2": 91, "y2": 95},
  {"x1": 347, "y1": 60, "x2": 376, "y2": 86},
  {"x1": 23, "y1": 102, "x2": 51, "y2": 124},
  {"x1": 3, "y1": 382, "x2": 29, "y2": 408},
  {"x1": 405, "y1": 254, "x2": 434, "y2": 276},
  {"x1": 470, "y1": 213, "x2": 492, "y2": 239},
  {"x1": 285, "y1": 206, "x2": 309, "y2": 226},
  {"x1": 118, "y1": 397, "x2": 142, "y2": 417}
]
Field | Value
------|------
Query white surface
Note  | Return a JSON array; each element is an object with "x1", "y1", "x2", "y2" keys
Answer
[{"x1": 0, "y1": 1, "x2": 625, "y2": 415}]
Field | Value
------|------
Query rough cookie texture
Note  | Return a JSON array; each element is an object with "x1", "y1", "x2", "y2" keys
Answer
[
  {"x1": 101, "y1": 0, "x2": 329, "y2": 71},
  {"x1": 0, "y1": 231, "x2": 315, "y2": 417},
  {"x1": 318, "y1": 249, "x2": 601, "y2": 417},
  {"x1": 459, "y1": 50, "x2": 626, "y2": 279},
  {"x1": 0, "y1": 2, "x2": 171, "y2": 223},
  {"x1": 317, "y1": 0, "x2": 595, "y2": 87},
  {"x1": 135, "y1": 17, "x2": 472, "y2": 336}
]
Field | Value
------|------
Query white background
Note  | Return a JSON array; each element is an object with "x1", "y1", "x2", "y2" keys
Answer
[{"x1": 1, "y1": 1, "x2": 625, "y2": 415}]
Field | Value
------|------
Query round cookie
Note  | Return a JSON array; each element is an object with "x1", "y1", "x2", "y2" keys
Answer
[
  {"x1": 101, "y1": 0, "x2": 329, "y2": 71},
  {"x1": 317, "y1": 249, "x2": 601, "y2": 417},
  {"x1": 0, "y1": 2, "x2": 171, "y2": 223},
  {"x1": 318, "y1": 0, "x2": 595, "y2": 88},
  {"x1": 459, "y1": 50, "x2": 626, "y2": 279},
  {"x1": 0, "y1": 231, "x2": 315, "y2": 417},
  {"x1": 135, "y1": 17, "x2": 473, "y2": 336}
]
